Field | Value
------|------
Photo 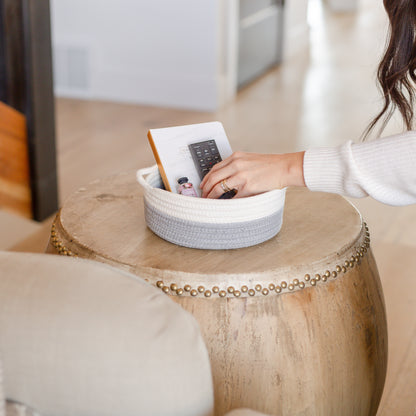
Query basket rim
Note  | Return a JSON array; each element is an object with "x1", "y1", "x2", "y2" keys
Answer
[{"x1": 136, "y1": 165, "x2": 286, "y2": 207}]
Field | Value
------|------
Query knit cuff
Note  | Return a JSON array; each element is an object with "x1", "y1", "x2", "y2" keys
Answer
[{"x1": 303, "y1": 145, "x2": 347, "y2": 193}]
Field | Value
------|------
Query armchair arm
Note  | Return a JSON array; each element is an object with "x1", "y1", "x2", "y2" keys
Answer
[{"x1": 0, "y1": 252, "x2": 213, "y2": 416}]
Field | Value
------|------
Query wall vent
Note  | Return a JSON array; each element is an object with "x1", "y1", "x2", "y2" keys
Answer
[{"x1": 53, "y1": 44, "x2": 90, "y2": 95}]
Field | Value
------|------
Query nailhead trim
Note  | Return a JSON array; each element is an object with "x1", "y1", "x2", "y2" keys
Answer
[
  {"x1": 153, "y1": 222, "x2": 371, "y2": 298},
  {"x1": 50, "y1": 221, "x2": 77, "y2": 257},
  {"x1": 51, "y1": 216, "x2": 371, "y2": 299}
]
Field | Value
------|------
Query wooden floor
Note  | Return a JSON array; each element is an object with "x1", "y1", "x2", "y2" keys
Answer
[{"x1": 5, "y1": 0, "x2": 416, "y2": 414}]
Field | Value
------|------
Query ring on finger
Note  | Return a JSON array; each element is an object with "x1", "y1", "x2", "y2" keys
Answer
[{"x1": 221, "y1": 179, "x2": 231, "y2": 193}]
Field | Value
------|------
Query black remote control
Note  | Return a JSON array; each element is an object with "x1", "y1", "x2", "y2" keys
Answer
[
  {"x1": 218, "y1": 189, "x2": 237, "y2": 199},
  {"x1": 188, "y1": 140, "x2": 222, "y2": 180}
]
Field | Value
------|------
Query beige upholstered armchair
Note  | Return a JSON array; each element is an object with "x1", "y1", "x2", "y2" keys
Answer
[{"x1": 0, "y1": 252, "x2": 266, "y2": 416}]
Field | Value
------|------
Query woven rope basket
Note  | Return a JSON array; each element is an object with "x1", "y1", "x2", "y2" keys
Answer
[{"x1": 137, "y1": 165, "x2": 286, "y2": 249}]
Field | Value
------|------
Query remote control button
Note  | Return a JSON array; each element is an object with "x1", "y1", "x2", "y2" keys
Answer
[{"x1": 189, "y1": 140, "x2": 223, "y2": 180}]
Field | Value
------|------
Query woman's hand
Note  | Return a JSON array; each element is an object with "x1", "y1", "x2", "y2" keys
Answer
[{"x1": 200, "y1": 151, "x2": 306, "y2": 199}]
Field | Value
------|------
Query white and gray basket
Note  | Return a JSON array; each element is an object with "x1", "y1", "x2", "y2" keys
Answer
[{"x1": 137, "y1": 165, "x2": 286, "y2": 250}]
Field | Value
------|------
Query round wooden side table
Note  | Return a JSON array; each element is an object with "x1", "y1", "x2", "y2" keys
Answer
[{"x1": 47, "y1": 171, "x2": 387, "y2": 416}]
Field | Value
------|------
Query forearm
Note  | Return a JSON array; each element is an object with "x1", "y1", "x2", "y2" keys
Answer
[
  {"x1": 281, "y1": 151, "x2": 306, "y2": 188},
  {"x1": 303, "y1": 131, "x2": 416, "y2": 206}
]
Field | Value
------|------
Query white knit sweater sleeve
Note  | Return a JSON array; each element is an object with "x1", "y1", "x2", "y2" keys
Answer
[{"x1": 303, "y1": 131, "x2": 416, "y2": 206}]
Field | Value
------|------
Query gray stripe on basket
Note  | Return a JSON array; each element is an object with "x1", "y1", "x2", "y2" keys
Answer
[{"x1": 144, "y1": 200, "x2": 283, "y2": 250}]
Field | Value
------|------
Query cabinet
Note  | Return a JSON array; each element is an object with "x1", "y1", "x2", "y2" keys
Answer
[{"x1": 237, "y1": 0, "x2": 285, "y2": 87}]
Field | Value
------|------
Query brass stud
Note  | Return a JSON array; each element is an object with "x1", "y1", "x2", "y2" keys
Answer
[{"x1": 150, "y1": 230, "x2": 372, "y2": 299}]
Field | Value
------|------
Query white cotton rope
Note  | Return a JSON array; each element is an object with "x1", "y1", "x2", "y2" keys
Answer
[{"x1": 137, "y1": 166, "x2": 286, "y2": 249}]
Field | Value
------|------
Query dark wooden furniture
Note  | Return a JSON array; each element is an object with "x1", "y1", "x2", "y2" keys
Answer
[{"x1": 0, "y1": 0, "x2": 58, "y2": 221}]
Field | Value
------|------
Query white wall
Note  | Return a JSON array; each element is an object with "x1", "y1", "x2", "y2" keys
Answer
[
  {"x1": 51, "y1": 0, "x2": 310, "y2": 111},
  {"x1": 51, "y1": 0, "x2": 221, "y2": 111}
]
